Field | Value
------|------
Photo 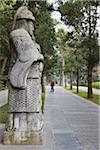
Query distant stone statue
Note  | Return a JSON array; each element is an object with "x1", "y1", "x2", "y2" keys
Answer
[{"x1": 4, "y1": 6, "x2": 44, "y2": 144}]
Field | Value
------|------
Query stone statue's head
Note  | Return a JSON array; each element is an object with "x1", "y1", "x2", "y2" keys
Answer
[{"x1": 13, "y1": 6, "x2": 35, "y2": 40}]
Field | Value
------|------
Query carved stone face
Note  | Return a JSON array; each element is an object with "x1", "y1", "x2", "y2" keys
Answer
[{"x1": 13, "y1": 19, "x2": 35, "y2": 40}]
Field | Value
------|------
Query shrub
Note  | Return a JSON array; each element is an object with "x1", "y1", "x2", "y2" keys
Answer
[{"x1": 92, "y1": 82, "x2": 100, "y2": 89}]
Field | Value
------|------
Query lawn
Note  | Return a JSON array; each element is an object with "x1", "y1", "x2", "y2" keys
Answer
[
  {"x1": 0, "y1": 83, "x2": 7, "y2": 91},
  {"x1": 78, "y1": 82, "x2": 100, "y2": 89},
  {"x1": 92, "y1": 82, "x2": 100, "y2": 89},
  {"x1": 66, "y1": 87, "x2": 100, "y2": 105},
  {"x1": 0, "y1": 104, "x2": 8, "y2": 124}
]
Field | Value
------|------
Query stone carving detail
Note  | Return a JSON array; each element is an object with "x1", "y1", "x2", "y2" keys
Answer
[{"x1": 4, "y1": 6, "x2": 44, "y2": 144}]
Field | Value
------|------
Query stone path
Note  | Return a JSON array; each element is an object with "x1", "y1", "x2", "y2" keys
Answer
[
  {"x1": 45, "y1": 86, "x2": 99, "y2": 150},
  {"x1": 0, "y1": 86, "x2": 99, "y2": 150},
  {"x1": 0, "y1": 90, "x2": 8, "y2": 107}
]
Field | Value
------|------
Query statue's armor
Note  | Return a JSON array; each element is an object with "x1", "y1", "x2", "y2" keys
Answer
[
  {"x1": 9, "y1": 63, "x2": 43, "y2": 112},
  {"x1": 8, "y1": 28, "x2": 43, "y2": 131}
]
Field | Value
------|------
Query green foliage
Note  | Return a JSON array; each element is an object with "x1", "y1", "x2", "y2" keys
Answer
[
  {"x1": 56, "y1": 29, "x2": 85, "y2": 78},
  {"x1": 35, "y1": 10, "x2": 55, "y2": 55},
  {"x1": 92, "y1": 82, "x2": 100, "y2": 89},
  {"x1": 27, "y1": 1, "x2": 56, "y2": 78},
  {"x1": 58, "y1": 0, "x2": 99, "y2": 97},
  {"x1": 33, "y1": 2, "x2": 56, "y2": 76},
  {"x1": 0, "y1": 104, "x2": 8, "y2": 123},
  {"x1": 0, "y1": 83, "x2": 7, "y2": 91},
  {"x1": 66, "y1": 87, "x2": 100, "y2": 105},
  {"x1": 0, "y1": 0, "x2": 15, "y2": 56},
  {"x1": 81, "y1": 36, "x2": 99, "y2": 66},
  {"x1": 0, "y1": 0, "x2": 56, "y2": 83},
  {"x1": 58, "y1": 0, "x2": 84, "y2": 31},
  {"x1": 0, "y1": 0, "x2": 15, "y2": 84},
  {"x1": 58, "y1": 0, "x2": 99, "y2": 66}
]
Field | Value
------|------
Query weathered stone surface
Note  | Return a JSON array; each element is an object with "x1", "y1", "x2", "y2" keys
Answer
[
  {"x1": 15, "y1": 6, "x2": 35, "y2": 21},
  {"x1": 9, "y1": 29, "x2": 43, "y2": 89},
  {"x1": 3, "y1": 130, "x2": 43, "y2": 145},
  {"x1": 8, "y1": 113, "x2": 43, "y2": 131},
  {"x1": 4, "y1": 6, "x2": 44, "y2": 145},
  {"x1": 0, "y1": 124, "x2": 5, "y2": 143},
  {"x1": 9, "y1": 78, "x2": 42, "y2": 112}
]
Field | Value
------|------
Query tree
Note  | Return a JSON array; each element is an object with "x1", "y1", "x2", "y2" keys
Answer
[
  {"x1": 58, "y1": 0, "x2": 99, "y2": 98},
  {"x1": 80, "y1": 1, "x2": 99, "y2": 98},
  {"x1": 56, "y1": 29, "x2": 75, "y2": 89},
  {"x1": 56, "y1": 28, "x2": 85, "y2": 91},
  {"x1": 56, "y1": 29, "x2": 68, "y2": 86},
  {"x1": 32, "y1": 1, "x2": 56, "y2": 91},
  {"x1": 0, "y1": 0, "x2": 15, "y2": 86},
  {"x1": 0, "y1": 1, "x2": 56, "y2": 91}
]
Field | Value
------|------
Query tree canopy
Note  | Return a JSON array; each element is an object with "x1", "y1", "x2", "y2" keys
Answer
[
  {"x1": 0, "y1": 0, "x2": 56, "y2": 86},
  {"x1": 58, "y1": 0, "x2": 99, "y2": 97}
]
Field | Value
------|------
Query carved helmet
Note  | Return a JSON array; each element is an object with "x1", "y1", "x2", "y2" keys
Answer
[{"x1": 15, "y1": 6, "x2": 35, "y2": 21}]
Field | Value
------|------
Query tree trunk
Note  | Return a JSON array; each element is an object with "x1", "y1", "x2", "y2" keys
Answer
[
  {"x1": 65, "y1": 73, "x2": 67, "y2": 88},
  {"x1": 41, "y1": 71, "x2": 45, "y2": 93},
  {"x1": 60, "y1": 59, "x2": 65, "y2": 87},
  {"x1": 70, "y1": 72, "x2": 72, "y2": 90},
  {"x1": 87, "y1": 66, "x2": 93, "y2": 98},
  {"x1": 59, "y1": 70, "x2": 62, "y2": 86},
  {"x1": 76, "y1": 68, "x2": 79, "y2": 93},
  {"x1": 87, "y1": 6, "x2": 93, "y2": 98},
  {"x1": 61, "y1": 58, "x2": 65, "y2": 86},
  {"x1": 61, "y1": 70, "x2": 64, "y2": 87}
]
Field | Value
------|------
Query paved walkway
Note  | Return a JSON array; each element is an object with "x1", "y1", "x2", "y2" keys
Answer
[
  {"x1": 0, "y1": 86, "x2": 99, "y2": 150},
  {"x1": 73, "y1": 86, "x2": 100, "y2": 95},
  {"x1": 0, "y1": 90, "x2": 8, "y2": 107}
]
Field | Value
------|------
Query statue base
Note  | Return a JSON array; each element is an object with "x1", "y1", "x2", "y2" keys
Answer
[{"x1": 3, "y1": 130, "x2": 43, "y2": 145}]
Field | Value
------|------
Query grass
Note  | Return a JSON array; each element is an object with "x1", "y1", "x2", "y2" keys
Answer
[
  {"x1": 0, "y1": 83, "x2": 7, "y2": 91},
  {"x1": 0, "y1": 104, "x2": 8, "y2": 124},
  {"x1": 77, "y1": 82, "x2": 100, "y2": 89},
  {"x1": 92, "y1": 82, "x2": 100, "y2": 89},
  {"x1": 66, "y1": 87, "x2": 100, "y2": 105}
]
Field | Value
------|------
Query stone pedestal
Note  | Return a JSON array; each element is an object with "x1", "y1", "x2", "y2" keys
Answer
[
  {"x1": 3, "y1": 112, "x2": 44, "y2": 145},
  {"x1": 3, "y1": 130, "x2": 43, "y2": 145}
]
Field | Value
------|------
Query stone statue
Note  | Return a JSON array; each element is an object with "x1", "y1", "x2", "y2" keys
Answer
[{"x1": 4, "y1": 6, "x2": 44, "y2": 144}]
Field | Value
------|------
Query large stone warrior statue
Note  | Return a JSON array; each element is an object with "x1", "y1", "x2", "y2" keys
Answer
[{"x1": 4, "y1": 6, "x2": 44, "y2": 144}]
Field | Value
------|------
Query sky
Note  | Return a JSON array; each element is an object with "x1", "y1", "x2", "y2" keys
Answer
[
  {"x1": 47, "y1": 0, "x2": 69, "y2": 31},
  {"x1": 47, "y1": 0, "x2": 57, "y2": 3},
  {"x1": 47, "y1": 0, "x2": 100, "y2": 43}
]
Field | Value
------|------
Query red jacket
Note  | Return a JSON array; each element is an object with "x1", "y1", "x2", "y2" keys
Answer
[{"x1": 51, "y1": 81, "x2": 55, "y2": 86}]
